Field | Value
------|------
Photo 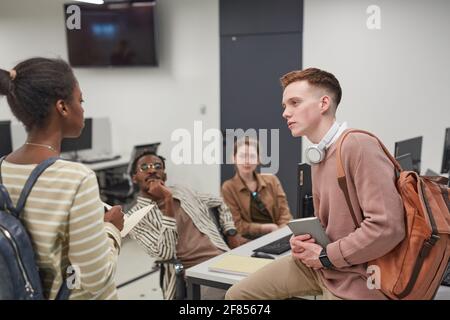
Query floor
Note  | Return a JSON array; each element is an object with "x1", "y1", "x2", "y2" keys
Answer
[
  {"x1": 115, "y1": 238, "x2": 450, "y2": 300},
  {"x1": 115, "y1": 237, "x2": 163, "y2": 300}
]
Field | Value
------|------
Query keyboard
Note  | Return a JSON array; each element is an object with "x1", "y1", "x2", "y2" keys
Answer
[
  {"x1": 253, "y1": 234, "x2": 292, "y2": 255},
  {"x1": 442, "y1": 263, "x2": 450, "y2": 287},
  {"x1": 81, "y1": 155, "x2": 122, "y2": 164}
]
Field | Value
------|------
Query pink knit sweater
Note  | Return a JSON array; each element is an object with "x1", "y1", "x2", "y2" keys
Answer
[{"x1": 313, "y1": 131, "x2": 405, "y2": 299}]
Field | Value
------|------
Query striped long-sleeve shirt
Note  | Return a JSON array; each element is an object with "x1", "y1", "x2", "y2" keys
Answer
[
  {"x1": 127, "y1": 184, "x2": 236, "y2": 299},
  {"x1": 0, "y1": 159, "x2": 121, "y2": 300}
]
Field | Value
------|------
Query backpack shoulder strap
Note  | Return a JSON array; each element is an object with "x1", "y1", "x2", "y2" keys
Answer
[
  {"x1": 13, "y1": 157, "x2": 59, "y2": 218},
  {"x1": 0, "y1": 156, "x2": 16, "y2": 213},
  {"x1": 335, "y1": 129, "x2": 402, "y2": 228},
  {"x1": 55, "y1": 280, "x2": 70, "y2": 300},
  {"x1": 0, "y1": 156, "x2": 70, "y2": 299}
]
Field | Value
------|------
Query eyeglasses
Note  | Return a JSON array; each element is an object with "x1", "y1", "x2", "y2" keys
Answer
[
  {"x1": 251, "y1": 191, "x2": 268, "y2": 212},
  {"x1": 138, "y1": 162, "x2": 164, "y2": 172}
]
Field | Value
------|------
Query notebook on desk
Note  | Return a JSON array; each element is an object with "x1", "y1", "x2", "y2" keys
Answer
[{"x1": 208, "y1": 254, "x2": 274, "y2": 276}]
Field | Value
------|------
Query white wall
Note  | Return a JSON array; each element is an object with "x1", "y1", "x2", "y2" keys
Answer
[
  {"x1": 0, "y1": 0, "x2": 221, "y2": 194},
  {"x1": 303, "y1": 0, "x2": 450, "y2": 174},
  {"x1": 2, "y1": 0, "x2": 449, "y2": 194}
]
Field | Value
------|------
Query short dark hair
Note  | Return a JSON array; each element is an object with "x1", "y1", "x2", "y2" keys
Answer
[
  {"x1": 131, "y1": 151, "x2": 166, "y2": 175},
  {"x1": 280, "y1": 68, "x2": 342, "y2": 109},
  {"x1": 0, "y1": 57, "x2": 77, "y2": 131}
]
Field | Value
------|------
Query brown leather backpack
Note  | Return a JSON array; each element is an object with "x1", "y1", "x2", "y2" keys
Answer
[{"x1": 336, "y1": 129, "x2": 450, "y2": 300}]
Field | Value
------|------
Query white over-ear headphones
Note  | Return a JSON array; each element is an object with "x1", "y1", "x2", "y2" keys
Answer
[{"x1": 305, "y1": 122, "x2": 341, "y2": 164}]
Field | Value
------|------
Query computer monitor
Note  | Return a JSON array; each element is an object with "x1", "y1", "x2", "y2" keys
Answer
[
  {"x1": 0, "y1": 121, "x2": 13, "y2": 157},
  {"x1": 441, "y1": 128, "x2": 450, "y2": 174},
  {"x1": 425, "y1": 169, "x2": 439, "y2": 176},
  {"x1": 394, "y1": 136, "x2": 423, "y2": 174},
  {"x1": 297, "y1": 163, "x2": 314, "y2": 219},
  {"x1": 61, "y1": 118, "x2": 93, "y2": 153},
  {"x1": 396, "y1": 153, "x2": 414, "y2": 172},
  {"x1": 133, "y1": 142, "x2": 160, "y2": 156}
]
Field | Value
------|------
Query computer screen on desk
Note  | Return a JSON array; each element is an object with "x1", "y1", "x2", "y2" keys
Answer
[
  {"x1": 396, "y1": 153, "x2": 414, "y2": 172},
  {"x1": 297, "y1": 163, "x2": 314, "y2": 219},
  {"x1": 0, "y1": 121, "x2": 12, "y2": 157},
  {"x1": 442, "y1": 128, "x2": 450, "y2": 174},
  {"x1": 133, "y1": 142, "x2": 161, "y2": 156},
  {"x1": 395, "y1": 136, "x2": 422, "y2": 174},
  {"x1": 61, "y1": 118, "x2": 92, "y2": 153}
]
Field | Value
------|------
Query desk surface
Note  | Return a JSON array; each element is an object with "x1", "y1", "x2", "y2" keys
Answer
[
  {"x1": 185, "y1": 226, "x2": 292, "y2": 286},
  {"x1": 185, "y1": 226, "x2": 450, "y2": 300}
]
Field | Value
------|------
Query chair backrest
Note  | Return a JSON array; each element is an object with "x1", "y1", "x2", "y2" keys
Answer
[
  {"x1": 208, "y1": 206, "x2": 228, "y2": 244},
  {"x1": 156, "y1": 258, "x2": 186, "y2": 300}
]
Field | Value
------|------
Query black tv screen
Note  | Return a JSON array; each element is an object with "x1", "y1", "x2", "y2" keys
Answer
[{"x1": 64, "y1": 1, "x2": 157, "y2": 67}]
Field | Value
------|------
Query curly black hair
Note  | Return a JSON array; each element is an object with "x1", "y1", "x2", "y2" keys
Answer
[
  {"x1": 0, "y1": 57, "x2": 77, "y2": 131},
  {"x1": 131, "y1": 150, "x2": 166, "y2": 175}
]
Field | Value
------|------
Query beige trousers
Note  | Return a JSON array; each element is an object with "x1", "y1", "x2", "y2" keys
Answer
[{"x1": 225, "y1": 255, "x2": 341, "y2": 300}]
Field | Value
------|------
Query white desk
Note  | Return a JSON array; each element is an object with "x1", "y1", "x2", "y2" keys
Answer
[
  {"x1": 185, "y1": 226, "x2": 292, "y2": 300},
  {"x1": 185, "y1": 226, "x2": 450, "y2": 300}
]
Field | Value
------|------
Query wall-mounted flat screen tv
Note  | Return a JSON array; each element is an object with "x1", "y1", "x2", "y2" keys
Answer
[{"x1": 64, "y1": 1, "x2": 157, "y2": 67}]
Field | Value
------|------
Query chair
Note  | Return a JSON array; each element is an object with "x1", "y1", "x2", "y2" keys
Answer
[
  {"x1": 155, "y1": 258, "x2": 186, "y2": 300},
  {"x1": 100, "y1": 142, "x2": 161, "y2": 206}
]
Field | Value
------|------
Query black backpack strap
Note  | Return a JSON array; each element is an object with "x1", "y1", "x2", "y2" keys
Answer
[
  {"x1": 0, "y1": 156, "x2": 17, "y2": 213},
  {"x1": 55, "y1": 280, "x2": 70, "y2": 300},
  {"x1": 19, "y1": 157, "x2": 70, "y2": 300},
  {"x1": 0, "y1": 184, "x2": 15, "y2": 213},
  {"x1": 13, "y1": 157, "x2": 59, "y2": 218},
  {"x1": 0, "y1": 156, "x2": 70, "y2": 299}
]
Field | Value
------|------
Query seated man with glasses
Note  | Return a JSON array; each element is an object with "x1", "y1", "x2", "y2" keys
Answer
[
  {"x1": 127, "y1": 151, "x2": 247, "y2": 300},
  {"x1": 222, "y1": 138, "x2": 293, "y2": 240}
]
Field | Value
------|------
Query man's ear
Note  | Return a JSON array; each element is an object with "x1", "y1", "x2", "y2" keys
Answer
[
  {"x1": 162, "y1": 172, "x2": 167, "y2": 182},
  {"x1": 319, "y1": 95, "x2": 332, "y2": 115},
  {"x1": 131, "y1": 174, "x2": 138, "y2": 184},
  {"x1": 55, "y1": 99, "x2": 69, "y2": 117}
]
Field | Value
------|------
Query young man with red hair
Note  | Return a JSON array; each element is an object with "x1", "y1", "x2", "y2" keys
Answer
[{"x1": 225, "y1": 68, "x2": 405, "y2": 300}]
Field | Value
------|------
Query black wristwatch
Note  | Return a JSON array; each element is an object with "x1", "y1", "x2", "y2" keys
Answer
[
  {"x1": 319, "y1": 248, "x2": 333, "y2": 269},
  {"x1": 225, "y1": 229, "x2": 237, "y2": 237}
]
